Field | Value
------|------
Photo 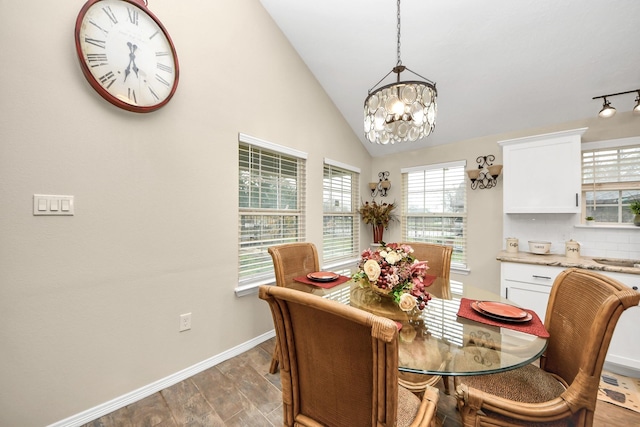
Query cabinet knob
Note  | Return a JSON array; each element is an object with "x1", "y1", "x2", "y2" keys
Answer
[{"x1": 633, "y1": 286, "x2": 638, "y2": 291}]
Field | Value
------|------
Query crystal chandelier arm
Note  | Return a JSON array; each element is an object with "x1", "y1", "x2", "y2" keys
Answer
[
  {"x1": 367, "y1": 69, "x2": 397, "y2": 94},
  {"x1": 402, "y1": 67, "x2": 438, "y2": 87}
]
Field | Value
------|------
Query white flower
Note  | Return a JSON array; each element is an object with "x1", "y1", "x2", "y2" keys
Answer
[
  {"x1": 363, "y1": 259, "x2": 381, "y2": 282},
  {"x1": 384, "y1": 251, "x2": 403, "y2": 265},
  {"x1": 398, "y1": 293, "x2": 417, "y2": 312}
]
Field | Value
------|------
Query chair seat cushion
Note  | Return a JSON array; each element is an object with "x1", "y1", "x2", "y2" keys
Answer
[
  {"x1": 397, "y1": 385, "x2": 422, "y2": 427},
  {"x1": 457, "y1": 364, "x2": 571, "y2": 426},
  {"x1": 459, "y1": 363, "x2": 566, "y2": 403}
]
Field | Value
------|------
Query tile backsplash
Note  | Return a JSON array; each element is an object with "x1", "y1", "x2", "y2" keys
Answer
[{"x1": 503, "y1": 213, "x2": 640, "y2": 260}]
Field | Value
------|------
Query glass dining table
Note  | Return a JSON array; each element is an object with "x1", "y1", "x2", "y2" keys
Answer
[{"x1": 289, "y1": 276, "x2": 548, "y2": 377}]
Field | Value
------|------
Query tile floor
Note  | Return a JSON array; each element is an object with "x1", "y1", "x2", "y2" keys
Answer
[{"x1": 84, "y1": 338, "x2": 640, "y2": 426}]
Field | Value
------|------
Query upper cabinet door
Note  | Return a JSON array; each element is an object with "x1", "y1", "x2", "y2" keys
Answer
[{"x1": 499, "y1": 128, "x2": 587, "y2": 214}]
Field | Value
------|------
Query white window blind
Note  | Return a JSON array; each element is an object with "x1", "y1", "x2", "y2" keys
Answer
[
  {"x1": 322, "y1": 162, "x2": 359, "y2": 264},
  {"x1": 238, "y1": 137, "x2": 306, "y2": 285},
  {"x1": 582, "y1": 144, "x2": 640, "y2": 223},
  {"x1": 401, "y1": 161, "x2": 467, "y2": 268}
]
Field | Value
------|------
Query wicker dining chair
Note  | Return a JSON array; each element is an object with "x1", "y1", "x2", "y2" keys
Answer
[
  {"x1": 399, "y1": 242, "x2": 453, "y2": 395},
  {"x1": 454, "y1": 268, "x2": 640, "y2": 427},
  {"x1": 259, "y1": 285, "x2": 440, "y2": 427},
  {"x1": 401, "y1": 242, "x2": 453, "y2": 281},
  {"x1": 267, "y1": 242, "x2": 320, "y2": 374}
]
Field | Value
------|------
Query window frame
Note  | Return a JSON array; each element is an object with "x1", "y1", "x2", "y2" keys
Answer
[
  {"x1": 237, "y1": 133, "x2": 307, "y2": 296},
  {"x1": 581, "y1": 137, "x2": 640, "y2": 225},
  {"x1": 401, "y1": 160, "x2": 468, "y2": 271},
  {"x1": 322, "y1": 158, "x2": 360, "y2": 271}
]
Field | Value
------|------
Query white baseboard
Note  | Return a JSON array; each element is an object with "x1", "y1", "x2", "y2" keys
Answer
[
  {"x1": 48, "y1": 330, "x2": 276, "y2": 427},
  {"x1": 604, "y1": 360, "x2": 640, "y2": 378}
]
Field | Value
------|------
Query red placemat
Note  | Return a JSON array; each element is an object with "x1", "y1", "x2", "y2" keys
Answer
[
  {"x1": 293, "y1": 274, "x2": 351, "y2": 289},
  {"x1": 457, "y1": 298, "x2": 549, "y2": 338}
]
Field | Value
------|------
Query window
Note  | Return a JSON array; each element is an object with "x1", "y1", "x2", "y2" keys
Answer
[
  {"x1": 238, "y1": 134, "x2": 307, "y2": 288},
  {"x1": 582, "y1": 139, "x2": 640, "y2": 224},
  {"x1": 401, "y1": 161, "x2": 467, "y2": 269},
  {"x1": 323, "y1": 159, "x2": 360, "y2": 267}
]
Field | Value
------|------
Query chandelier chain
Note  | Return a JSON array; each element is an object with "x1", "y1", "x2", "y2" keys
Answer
[{"x1": 396, "y1": 0, "x2": 402, "y2": 66}]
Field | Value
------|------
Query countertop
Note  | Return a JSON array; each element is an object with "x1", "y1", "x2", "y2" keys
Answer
[{"x1": 496, "y1": 251, "x2": 640, "y2": 276}]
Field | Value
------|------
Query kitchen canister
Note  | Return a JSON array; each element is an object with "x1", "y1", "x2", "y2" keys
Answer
[
  {"x1": 506, "y1": 237, "x2": 519, "y2": 253},
  {"x1": 565, "y1": 240, "x2": 580, "y2": 259}
]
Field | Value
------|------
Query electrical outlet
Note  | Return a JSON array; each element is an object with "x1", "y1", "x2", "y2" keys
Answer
[{"x1": 179, "y1": 313, "x2": 192, "y2": 332}]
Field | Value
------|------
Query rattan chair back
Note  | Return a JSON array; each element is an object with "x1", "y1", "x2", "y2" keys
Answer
[
  {"x1": 400, "y1": 242, "x2": 453, "y2": 281},
  {"x1": 259, "y1": 285, "x2": 439, "y2": 427},
  {"x1": 542, "y1": 268, "x2": 638, "y2": 387},
  {"x1": 266, "y1": 243, "x2": 320, "y2": 374},
  {"x1": 268, "y1": 242, "x2": 320, "y2": 288}
]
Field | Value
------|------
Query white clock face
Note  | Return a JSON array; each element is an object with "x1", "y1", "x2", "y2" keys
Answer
[{"x1": 76, "y1": 0, "x2": 178, "y2": 111}]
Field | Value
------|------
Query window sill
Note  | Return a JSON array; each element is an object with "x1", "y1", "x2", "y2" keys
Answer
[
  {"x1": 235, "y1": 277, "x2": 275, "y2": 297},
  {"x1": 452, "y1": 266, "x2": 470, "y2": 276},
  {"x1": 575, "y1": 224, "x2": 640, "y2": 230}
]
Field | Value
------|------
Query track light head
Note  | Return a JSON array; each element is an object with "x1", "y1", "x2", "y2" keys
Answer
[{"x1": 598, "y1": 98, "x2": 616, "y2": 118}]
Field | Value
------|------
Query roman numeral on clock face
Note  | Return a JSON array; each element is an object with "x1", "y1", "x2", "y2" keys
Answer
[
  {"x1": 99, "y1": 71, "x2": 116, "y2": 88},
  {"x1": 148, "y1": 86, "x2": 159, "y2": 100},
  {"x1": 128, "y1": 88, "x2": 137, "y2": 103},
  {"x1": 87, "y1": 53, "x2": 108, "y2": 67},
  {"x1": 102, "y1": 6, "x2": 118, "y2": 24},
  {"x1": 85, "y1": 37, "x2": 106, "y2": 49},
  {"x1": 157, "y1": 63, "x2": 172, "y2": 74},
  {"x1": 127, "y1": 8, "x2": 139, "y2": 25},
  {"x1": 89, "y1": 20, "x2": 109, "y2": 36},
  {"x1": 155, "y1": 75, "x2": 170, "y2": 87}
]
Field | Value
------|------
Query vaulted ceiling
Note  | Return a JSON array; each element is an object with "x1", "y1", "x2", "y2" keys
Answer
[{"x1": 260, "y1": 0, "x2": 640, "y2": 157}]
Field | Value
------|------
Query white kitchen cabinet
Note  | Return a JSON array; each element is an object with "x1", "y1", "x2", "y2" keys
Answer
[
  {"x1": 500, "y1": 263, "x2": 564, "y2": 323},
  {"x1": 498, "y1": 128, "x2": 586, "y2": 213},
  {"x1": 501, "y1": 262, "x2": 640, "y2": 376},
  {"x1": 597, "y1": 271, "x2": 640, "y2": 376}
]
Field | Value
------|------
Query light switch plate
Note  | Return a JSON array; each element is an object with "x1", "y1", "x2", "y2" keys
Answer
[{"x1": 33, "y1": 194, "x2": 74, "y2": 216}]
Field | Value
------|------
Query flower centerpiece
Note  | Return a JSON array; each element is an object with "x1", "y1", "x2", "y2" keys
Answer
[
  {"x1": 357, "y1": 200, "x2": 397, "y2": 243},
  {"x1": 352, "y1": 242, "x2": 432, "y2": 311}
]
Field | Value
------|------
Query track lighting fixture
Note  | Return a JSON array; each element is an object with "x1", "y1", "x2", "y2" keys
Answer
[{"x1": 593, "y1": 89, "x2": 640, "y2": 118}]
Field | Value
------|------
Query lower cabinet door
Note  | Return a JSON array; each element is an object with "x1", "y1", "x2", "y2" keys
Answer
[
  {"x1": 504, "y1": 282, "x2": 552, "y2": 324},
  {"x1": 599, "y1": 271, "x2": 640, "y2": 374}
]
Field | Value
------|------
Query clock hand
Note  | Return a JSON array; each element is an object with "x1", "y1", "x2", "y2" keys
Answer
[
  {"x1": 130, "y1": 44, "x2": 139, "y2": 78},
  {"x1": 123, "y1": 42, "x2": 139, "y2": 82}
]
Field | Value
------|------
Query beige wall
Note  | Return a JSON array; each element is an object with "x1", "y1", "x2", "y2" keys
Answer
[
  {"x1": 0, "y1": 1, "x2": 370, "y2": 425},
  {"x1": 2, "y1": 0, "x2": 640, "y2": 425}
]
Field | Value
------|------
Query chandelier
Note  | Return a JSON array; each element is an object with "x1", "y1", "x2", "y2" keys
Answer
[{"x1": 364, "y1": 0, "x2": 438, "y2": 145}]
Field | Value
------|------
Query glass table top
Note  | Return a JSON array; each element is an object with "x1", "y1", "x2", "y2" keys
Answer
[{"x1": 289, "y1": 277, "x2": 548, "y2": 376}]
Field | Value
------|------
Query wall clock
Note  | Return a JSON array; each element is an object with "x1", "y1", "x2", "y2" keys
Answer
[{"x1": 75, "y1": 0, "x2": 179, "y2": 113}]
